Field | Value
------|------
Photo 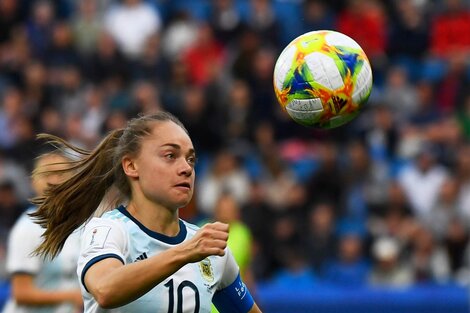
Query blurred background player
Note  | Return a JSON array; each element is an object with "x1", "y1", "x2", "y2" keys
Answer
[{"x1": 2, "y1": 150, "x2": 83, "y2": 313}]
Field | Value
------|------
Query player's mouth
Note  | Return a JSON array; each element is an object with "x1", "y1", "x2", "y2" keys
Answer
[{"x1": 174, "y1": 182, "x2": 191, "y2": 191}]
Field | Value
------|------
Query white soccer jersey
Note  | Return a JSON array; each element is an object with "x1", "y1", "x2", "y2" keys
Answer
[
  {"x1": 2, "y1": 208, "x2": 81, "y2": 313},
  {"x1": 77, "y1": 206, "x2": 240, "y2": 313}
]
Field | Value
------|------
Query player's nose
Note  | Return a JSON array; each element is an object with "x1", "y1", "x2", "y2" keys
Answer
[{"x1": 178, "y1": 158, "x2": 193, "y2": 177}]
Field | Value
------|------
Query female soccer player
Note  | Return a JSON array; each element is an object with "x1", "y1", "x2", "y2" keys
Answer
[
  {"x1": 31, "y1": 112, "x2": 262, "y2": 313},
  {"x1": 2, "y1": 151, "x2": 83, "y2": 313}
]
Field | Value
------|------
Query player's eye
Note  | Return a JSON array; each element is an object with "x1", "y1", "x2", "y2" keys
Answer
[
  {"x1": 165, "y1": 153, "x2": 175, "y2": 160},
  {"x1": 187, "y1": 155, "x2": 197, "y2": 166}
]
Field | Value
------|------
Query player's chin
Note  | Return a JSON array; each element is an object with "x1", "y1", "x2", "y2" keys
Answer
[{"x1": 172, "y1": 192, "x2": 193, "y2": 208}]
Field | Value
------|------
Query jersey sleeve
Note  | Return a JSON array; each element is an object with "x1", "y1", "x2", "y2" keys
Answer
[
  {"x1": 77, "y1": 217, "x2": 127, "y2": 292},
  {"x1": 212, "y1": 248, "x2": 255, "y2": 313},
  {"x1": 6, "y1": 215, "x2": 44, "y2": 275},
  {"x1": 218, "y1": 248, "x2": 240, "y2": 290}
]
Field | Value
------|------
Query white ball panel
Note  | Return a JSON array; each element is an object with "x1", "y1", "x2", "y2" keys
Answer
[
  {"x1": 287, "y1": 98, "x2": 324, "y2": 112},
  {"x1": 352, "y1": 61, "x2": 373, "y2": 103},
  {"x1": 305, "y1": 52, "x2": 344, "y2": 90},
  {"x1": 286, "y1": 107, "x2": 323, "y2": 123},
  {"x1": 325, "y1": 31, "x2": 361, "y2": 50},
  {"x1": 274, "y1": 45, "x2": 297, "y2": 91}
]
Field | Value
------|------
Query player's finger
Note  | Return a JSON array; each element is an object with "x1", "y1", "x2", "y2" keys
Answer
[
  {"x1": 202, "y1": 230, "x2": 229, "y2": 242},
  {"x1": 206, "y1": 222, "x2": 229, "y2": 232},
  {"x1": 205, "y1": 247, "x2": 226, "y2": 257},
  {"x1": 209, "y1": 229, "x2": 229, "y2": 241}
]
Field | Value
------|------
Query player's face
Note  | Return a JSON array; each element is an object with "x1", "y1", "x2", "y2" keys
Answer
[
  {"x1": 132, "y1": 121, "x2": 196, "y2": 210},
  {"x1": 32, "y1": 154, "x2": 71, "y2": 196}
]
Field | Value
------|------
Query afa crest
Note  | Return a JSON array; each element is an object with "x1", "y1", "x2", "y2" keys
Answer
[{"x1": 199, "y1": 258, "x2": 214, "y2": 283}]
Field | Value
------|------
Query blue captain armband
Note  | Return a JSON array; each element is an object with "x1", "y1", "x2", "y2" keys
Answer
[{"x1": 212, "y1": 273, "x2": 254, "y2": 313}]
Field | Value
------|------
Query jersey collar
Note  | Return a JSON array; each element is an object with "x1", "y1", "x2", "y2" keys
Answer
[{"x1": 117, "y1": 205, "x2": 187, "y2": 244}]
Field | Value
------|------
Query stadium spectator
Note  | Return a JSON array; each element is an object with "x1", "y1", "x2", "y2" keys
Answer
[
  {"x1": 304, "y1": 201, "x2": 339, "y2": 273},
  {"x1": 455, "y1": 144, "x2": 470, "y2": 219},
  {"x1": 82, "y1": 31, "x2": 130, "y2": 85},
  {"x1": 456, "y1": 94, "x2": 470, "y2": 140},
  {"x1": 208, "y1": 0, "x2": 244, "y2": 46},
  {"x1": 181, "y1": 22, "x2": 226, "y2": 87},
  {"x1": 130, "y1": 34, "x2": 170, "y2": 86},
  {"x1": 336, "y1": 0, "x2": 387, "y2": 79},
  {"x1": 0, "y1": 0, "x2": 22, "y2": 45},
  {"x1": 178, "y1": 85, "x2": 224, "y2": 153},
  {"x1": 80, "y1": 85, "x2": 108, "y2": 146},
  {"x1": 322, "y1": 219, "x2": 370, "y2": 287},
  {"x1": 103, "y1": 0, "x2": 161, "y2": 59},
  {"x1": 300, "y1": 0, "x2": 336, "y2": 34},
  {"x1": 443, "y1": 217, "x2": 469, "y2": 278},
  {"x1": 369, "y1": 237, "x2": 414, "y2": 287},
  {"x1": 269, "y1": 244, "x2": 318, "y2": 289},
  {"x1": 382, "y1": 65, "x2": 419, "y2": 120},
  {"x1": 398, "y1": 142, "x2": 449, "y2": 221},
  {"x1": 0, "y1": 87, "x2": 23, "y2": 149},
  {"x1": 434, "y1": 53, "x2": 470, "y2": 114},
  {"x1": 43, "y1": 22, "x2": 80, "y2": 75},
  {"x1": 305, "y1": 140, "x2": 344, "y2": 210},
  {"x1": 409, "y1": 225, "x2": 451, "y2": 283},
  {"x1": 219, "y1": 79, "x2": 255, "y2": 148},
  {"x1": 71, "y1": 0, "x2": 103, "y2": 56},
  {"x1": 241, "y1": 180, "x2": 276, "y2": 280},
  {"x1": 387, "y1": 0, "x2": 430, "y2": 61},
  {"x1": 53, "y1": 65, "x2": 86, "y2": 119},
  {"x1": 425, "y1": 176, "x2": 461, "y2": 239},
  {"x1": 430, "y1": 0, "x2": 470, "y2": 59},
  {"x1": 258, "y1": 152, "x2": 298, "y2": 210},
  {"x1": 245, "y1": 0, "x2": 281, "y2": 48},
  {"x1": 20, "y1": 61, "x2": 52, "y2": 118},
  {"x1": 160, "y1": 10, "x2": 198, "y2": 61},
  {"x1": 342, "y1": 139, "x2": 389, "y2": 219},
  {"x1": 197, "y1": 148, "x2": 250, "y2": 217},
  {"x1": 25, "y1": 0, "x2": 55, "y2": 60}
]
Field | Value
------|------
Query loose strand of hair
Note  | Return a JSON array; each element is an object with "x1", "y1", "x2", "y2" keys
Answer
[{"x1": 36, "y1": 133, "x2": 92, "y2": 157}]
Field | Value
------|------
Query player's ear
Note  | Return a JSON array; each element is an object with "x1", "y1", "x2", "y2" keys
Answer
[{"x1": 122, "y1": 155, "x2": 139, "y2": 178}]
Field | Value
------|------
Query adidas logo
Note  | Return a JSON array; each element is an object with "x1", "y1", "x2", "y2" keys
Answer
[
  {"x1": 134, "y1": 252, "x2": 148, "y2": 262},
  {"x1": 330, "y1": 95, "x2": 347, "y2": 114}
]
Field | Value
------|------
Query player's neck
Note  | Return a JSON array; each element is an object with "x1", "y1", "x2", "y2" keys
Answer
[{"x1": 126, "y1": 201, "x2": 180, "y2": 237}]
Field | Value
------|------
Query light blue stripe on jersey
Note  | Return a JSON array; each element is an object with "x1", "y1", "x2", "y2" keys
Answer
[{"x1": 107, "y1": 208, "x2": 130, "y2": 222}]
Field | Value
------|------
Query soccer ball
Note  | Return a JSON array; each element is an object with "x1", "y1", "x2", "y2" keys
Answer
[{"x1": 273, "y1": 30, "x2": 373, "y2": 129}]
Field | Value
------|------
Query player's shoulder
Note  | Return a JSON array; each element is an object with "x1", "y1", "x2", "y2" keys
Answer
[
  {"x1": 85, "y1": 207, "x2": 128, "y2": 231},
  {"x1": 101, "y1": 205, "x2": 128, "y2": 221}
]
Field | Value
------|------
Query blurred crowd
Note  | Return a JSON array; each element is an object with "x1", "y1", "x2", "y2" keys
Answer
[{"x1": 1, "y1": 0, "x2": 470, "y2": 291}]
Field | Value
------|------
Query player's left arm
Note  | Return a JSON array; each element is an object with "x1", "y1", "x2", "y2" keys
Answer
[{"x1": 213, "y1": 249, "x2": 262, "y2": 313}]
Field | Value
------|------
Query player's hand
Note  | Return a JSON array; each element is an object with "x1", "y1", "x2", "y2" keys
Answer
[{"x1": 180, "y1": 222, "x2": 229, "y2": 263}]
